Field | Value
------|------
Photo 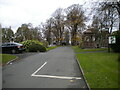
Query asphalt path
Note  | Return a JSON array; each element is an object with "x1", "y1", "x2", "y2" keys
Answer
[
  {"x1": 13, "y1": 52, "x2": 39, "y2": 60},
  {"x1": 3, "y1": 47, "x2": 88, "y2": 88}
]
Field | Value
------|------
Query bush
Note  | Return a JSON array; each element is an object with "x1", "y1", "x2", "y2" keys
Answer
[
  {"x1": 21, "y1": 40, "x2": 46, "y2": 52},
  {"x1": 41, "y1": 40, "x2": 49, "y2": 48},
  {"x1": 37, "y1": 44, "x2": 46, "y2": 52},
  {"x1": 28, "y1": 43, "x2": 46, "y2": 52}
]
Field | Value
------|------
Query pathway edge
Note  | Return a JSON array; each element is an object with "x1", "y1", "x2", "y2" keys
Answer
[
  {"x1": 6, "y1": 56, "x2": 19, "y2": 65},
  {"x1": 75, "y1": 56, "x2": 91, "y2": 90}
]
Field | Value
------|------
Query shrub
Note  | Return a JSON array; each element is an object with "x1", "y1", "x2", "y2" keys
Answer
[
  {"x1": 21, "y1": 40, "x2": 46, "y2": 52},
  {"x1": 28, "y1": 43, "x2": 46, "y2": 52},
  {"x1": 39, "y1": 45, "x2": 46, "y2": 52},
  {"x1": 41, "y1": 40, "x2": 49, "y2": 48}
]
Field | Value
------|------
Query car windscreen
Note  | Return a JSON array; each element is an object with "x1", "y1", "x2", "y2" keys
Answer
[
  {"x1": 12, "y1": 43, "x2": 22, "y2": 46},
  {"x1": 2, "y1": 44, "x2": 11, "y2": 46},
  {"x1": 2, "y1": 43, "x2": 22, "y2": 46}
]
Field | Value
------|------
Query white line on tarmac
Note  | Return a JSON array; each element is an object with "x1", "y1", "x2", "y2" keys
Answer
[
  {"x1": 31, "y1": 74, "x2": 81, "y2": 80},
  {"x1": 31, "y1": 62, "x2": 47, "y2": 76},
  {"x1": 31, "y1": 61, "x2": 81, "y2": 80}
]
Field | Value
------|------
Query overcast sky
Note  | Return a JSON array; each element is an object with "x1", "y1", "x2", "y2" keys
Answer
[
  {"x1": 0, "y1": 0, "x2": 94, "y2": 32},
  {"x1": 5, "y1": 0, "x2": 118, "y2": 33}
]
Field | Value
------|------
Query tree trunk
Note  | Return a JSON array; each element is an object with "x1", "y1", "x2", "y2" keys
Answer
[{"x1": 72, "y1": 24, "x2": 78, "y2": 46}]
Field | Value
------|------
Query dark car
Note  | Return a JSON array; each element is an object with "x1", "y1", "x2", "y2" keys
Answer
[{"x1": 1, "y1": 42, "x2": 25, "y2": 54}]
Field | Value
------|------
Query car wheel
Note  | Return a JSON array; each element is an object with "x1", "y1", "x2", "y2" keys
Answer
[{"x1": 11, "y1": 49, "x2": 16, "y2": 54}]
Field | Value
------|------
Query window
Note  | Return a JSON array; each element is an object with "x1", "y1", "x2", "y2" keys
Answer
[{"x1": 11, "y1": 44, "x2": 16, "y2": 46}]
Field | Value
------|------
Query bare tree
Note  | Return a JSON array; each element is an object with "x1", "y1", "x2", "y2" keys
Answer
[
  {"x1": 99, "y1": 1, "x2": 119, "y2": 33},
  {"x1": 43, "y1": 18, "x2": 53, "y2": 45},
  {"x1": 65, "y1": 4, "x2": 86, "y2": 45},
  {"x1": 51, "y1": 8, "x2": 65, "y2": 45},
  {"x1": 91, "y1": 1, "x2": 120, "y2": 33}
]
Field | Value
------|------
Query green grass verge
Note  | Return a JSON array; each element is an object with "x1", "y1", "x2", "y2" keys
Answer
[
  {"x1": 72, "y1": 46, "x2": 119, "y2": 88},
  {"x1": 0, "y1": 54, "x2": 17, "y2": 64},
  {"x1": 46, "y1": 46, "x2": 58, "y2": 51},
  {"x1": 72, "y1": 46, "x2": 107, "y2": 52}
]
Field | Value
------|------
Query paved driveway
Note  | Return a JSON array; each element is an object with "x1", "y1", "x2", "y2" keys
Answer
[{"x1": 3, "y1": 47, "x2": 88, "y2": 88}]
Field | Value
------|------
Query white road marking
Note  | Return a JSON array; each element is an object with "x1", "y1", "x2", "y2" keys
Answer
[
  {"x1": 31, "y1": 74, "x2": 81, "y2": 80},
  {"x1": 31, "y1": 61, "x2": 81, "y2": 80},
  {"x1": 31, "y1": 62, "x2": 47, "y2": 76}
]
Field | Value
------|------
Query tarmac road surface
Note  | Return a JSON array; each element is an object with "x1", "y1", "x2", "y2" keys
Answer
[{"x1": 2, "y1": 47, "x2": 88, "y2": 89}]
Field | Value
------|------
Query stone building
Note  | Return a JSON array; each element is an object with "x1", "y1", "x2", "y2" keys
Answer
[
  {"x1": 82, "y1": 29, "x2": 96, "y2": 48},
  {"x1": 82, "y1": 28, "x2": 108, "y2": 48}
]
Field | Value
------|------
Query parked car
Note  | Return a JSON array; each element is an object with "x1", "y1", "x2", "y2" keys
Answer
[{"x1": 1, "y1": 42, "x2": 25, "y2": 54}]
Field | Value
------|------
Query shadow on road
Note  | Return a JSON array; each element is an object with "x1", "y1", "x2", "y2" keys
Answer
[{"x1": 13, "y1": 52, "x2": 39, "y2": 60}]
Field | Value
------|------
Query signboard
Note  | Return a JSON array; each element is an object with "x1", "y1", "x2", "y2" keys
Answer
[{"x1": 109, "y1": 36, "x2": 116, "y2": 44}]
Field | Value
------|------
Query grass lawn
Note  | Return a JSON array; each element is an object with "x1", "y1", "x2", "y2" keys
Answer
[
  {"x1": 72, "y1": 46, "x2": 119, "y2": 88},
  {"x1": 72, "y1": 46, "x2": 107, "y2": 52},
  {"x1": 46, "y1": 46, "x2": 58, "y2": 51},
  {"x1": 0, "y1": 54, "x2": 17, "y2": 64}
]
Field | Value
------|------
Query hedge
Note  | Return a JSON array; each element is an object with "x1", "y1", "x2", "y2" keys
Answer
[{"x1": 21, "y1": 40, "x2": 46, "y2": 52}]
